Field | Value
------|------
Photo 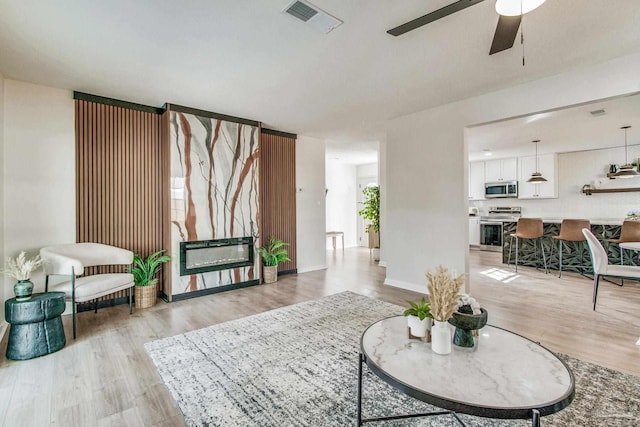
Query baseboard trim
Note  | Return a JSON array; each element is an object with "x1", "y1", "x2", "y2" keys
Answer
[
  {"x1": 378, "y1": 261, "x2": 387, "y2": 267},
  {"x1": 297, "y1": 265, "x2": 327, "y2": 274},
  {"x1": 384, "y1": 278, "x2": 427, "y2": 295}
]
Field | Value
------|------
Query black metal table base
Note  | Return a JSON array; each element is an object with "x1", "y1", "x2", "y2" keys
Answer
[{"x1": 357, "y1": 353, "x2": 543, "y2": 427}]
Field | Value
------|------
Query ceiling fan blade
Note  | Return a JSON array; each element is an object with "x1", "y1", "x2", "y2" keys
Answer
[
  {"x1": 388, "y1": 0, "x2": 486, "y2": 37},
  {"x1": 489, "y1": 14, "x2": 521, "y2": 55}
]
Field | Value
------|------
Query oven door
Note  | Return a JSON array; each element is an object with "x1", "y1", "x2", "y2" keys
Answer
[{"x1": 479, "y1": 221, "x2": 503, "y2": 252}]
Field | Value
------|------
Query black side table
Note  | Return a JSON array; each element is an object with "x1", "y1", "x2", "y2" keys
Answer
[{"x1": 5, "y1": 292, "x2": 66, "y2": 360}]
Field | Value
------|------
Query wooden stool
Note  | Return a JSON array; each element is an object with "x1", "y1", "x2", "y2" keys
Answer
[
  {"x1": 606, "y1": 220, "x2": 640, "y2": 286},
  {"x1": 551, "y1": 219, "x2": 590, "y2": 278},
  {"x1": 507, "y1": 218, "x2": 548, "y2": 273}
]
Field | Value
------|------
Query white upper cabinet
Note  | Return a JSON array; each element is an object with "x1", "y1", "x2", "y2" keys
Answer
[
  {"x1": 518, "y1": 153, "x2": 558, "y2": 199},
  {"x1": 468, "y1": 161, "x2": 485, "y2": 200},
  {"x1": 484, "y1": 158, "x2": 517, "y2": 182}
]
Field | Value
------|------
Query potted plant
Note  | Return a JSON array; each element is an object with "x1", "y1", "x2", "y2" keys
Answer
[
  {"x1": 403, "y1": 297, "x2": 432, "y2": 338},
  {"x1": 2, "y1": 251, "x2": 43, "y2": 301},
  {"x1": 426, "y1": 265, "x2": 464, "y2": 355},
  {"x1": 358, "y1": 184, "x2": 380, "y2": 260},
  {"x1": 257, "y1": 236, "x2": 290, "y2": 284},
  {"x1": 130, "y1": 250, "x2": 171, "y2": 309}
]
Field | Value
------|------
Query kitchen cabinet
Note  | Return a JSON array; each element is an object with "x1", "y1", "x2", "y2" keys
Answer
[
  {"x1": 484, "y1": 158, "x2": 517, "y2": 182},
  {"x1": 468, "y1": 161, "x2": 485, "y2": 200},
  {"x1": 518, "y1": 154, "x2": 558, "y2": 199},
  {"x1": 469, "y1": 217, "x2": 480, "y2": 246}
]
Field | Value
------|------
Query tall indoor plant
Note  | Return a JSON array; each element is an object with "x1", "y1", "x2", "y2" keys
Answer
[
  {"x1": 358, "y1": 184, "x2": 380, "y2": 259},
  {"x1": 131, "y1": 250, "x2": 171, "y2": 309},
  {"x1": 257, "y1": 236, "x2": 290, "y2": 284}
]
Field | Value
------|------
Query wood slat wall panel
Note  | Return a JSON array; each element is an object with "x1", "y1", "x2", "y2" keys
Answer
[
  {"x1": 259, "y1": 131, "x2": 297, "y2": 272},
  {"x1": 75, "y1": 100, "x2": 166, "y2": 301}
]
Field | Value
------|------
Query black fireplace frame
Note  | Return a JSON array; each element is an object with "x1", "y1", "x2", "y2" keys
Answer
[{"x1": 179, "y1": 237, "x2": 254, "y2": 276}]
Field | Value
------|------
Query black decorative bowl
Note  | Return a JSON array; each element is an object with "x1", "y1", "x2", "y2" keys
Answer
[{"x1": 448, "y1": 308, "x2": 488, "y2": 348}]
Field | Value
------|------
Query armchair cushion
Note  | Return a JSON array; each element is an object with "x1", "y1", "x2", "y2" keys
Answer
[
  {"x1": 50, "y1": 273, "x2": 134, "y2": 303},
  {"x1": 41, "y1": 243, "x2": 134, "y2": 275}
]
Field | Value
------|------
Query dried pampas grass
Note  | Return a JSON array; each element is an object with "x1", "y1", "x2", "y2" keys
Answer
[{"x1": 426, "y1": 265, "x2": 464, "y2": 322}]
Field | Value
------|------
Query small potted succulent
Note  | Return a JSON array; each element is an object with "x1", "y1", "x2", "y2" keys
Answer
[
  {"x1": 403, "y1": 297, "x2": 432, "y2": 338},
  {"x1": 2, "y1": 251, "x2": 43, "y2": 301},
  {"x1": 257, "y1": 236, "x2": 290, "y2": 284}
]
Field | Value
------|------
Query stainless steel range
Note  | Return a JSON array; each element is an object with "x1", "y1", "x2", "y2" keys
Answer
[{"x1": 479, "y1": 207, "x2": 522, "y2": 252}]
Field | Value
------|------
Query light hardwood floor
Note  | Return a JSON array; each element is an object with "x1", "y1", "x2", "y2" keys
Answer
[{"x1": 0, "y1": 248, "x2": 638, "y2": 426}]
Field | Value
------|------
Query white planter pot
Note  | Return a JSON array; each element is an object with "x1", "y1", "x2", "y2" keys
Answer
[
  {"x1": 407, "y1": 315, "x2": 431, "y2": 338},
  {"x1": 372, "y1": 248, "x2": 380, "y2": 261},
  {"x1": 431, "y1": 320, "x2": 452, "y2": 355}
]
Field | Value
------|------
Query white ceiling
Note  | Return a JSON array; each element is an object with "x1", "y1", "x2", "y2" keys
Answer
[
  {"x1": 1, "y1": 0, "x2": 640, "y2": 147},
  {"x1": 467, "y1": 92, "x2": 640, "y2": 161}
]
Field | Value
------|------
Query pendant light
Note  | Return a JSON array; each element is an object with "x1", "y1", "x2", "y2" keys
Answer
[
  {"x1": 495, "y1": 0, "x2": 546, "y2": 16},
  {"x1": 614, "y1": 126, "x2": 639, "y2": 178},
  {"x1": 527, "y1": 139, "x2": 547, "y2": 183}
]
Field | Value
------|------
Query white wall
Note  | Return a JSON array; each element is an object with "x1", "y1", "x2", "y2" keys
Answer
[
  {"x1": 3, "y1": 80, "x2": 75, "y2": 295},
  {"x1": 296, "y1": 135, "x2": 327, "y2": 273},
  {"x1": 385, "y1": 52, "x2": 640, "y2": 294},
  {"x1": 0, "y1": 74, "x2": 5, "y2": 328},
  {"x1": 378, "y1": 139, "x2": 387, "y2": 267},
  {"x1": 472, "y1": 145, "x2": 640, "y2": 219},
  {"x1": 357, "y1": 162, "x2": 378, "y2": 179},
  {"x1": 325, "y1": 160, "x2": 358, "y2": 248}
]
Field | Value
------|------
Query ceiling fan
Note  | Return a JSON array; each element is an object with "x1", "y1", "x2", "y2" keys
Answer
[{"x1": 387, "y1": 0, "x2": 546, "y2": 56}]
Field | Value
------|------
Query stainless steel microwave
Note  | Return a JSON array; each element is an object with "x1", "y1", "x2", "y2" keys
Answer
[{"x1": 484, "y1": 181, "x2": 518, "y2": 198}]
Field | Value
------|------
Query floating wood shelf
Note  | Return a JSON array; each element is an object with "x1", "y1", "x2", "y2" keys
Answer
[{"x1": 581, "y1": 186, "x2": 640, "y2": 195}]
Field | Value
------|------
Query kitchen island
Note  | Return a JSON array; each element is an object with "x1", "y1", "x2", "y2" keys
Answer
[{"x1": 502, "y1": 219, "x2": 639, "y2": 272}]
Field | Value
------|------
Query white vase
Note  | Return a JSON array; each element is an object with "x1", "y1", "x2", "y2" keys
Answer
[
  {"x1": 407, "y1": 315, "x2": 431, "y2": 338},
  {"x1": 431, "y1": 320, "x2": 452, "y2": 355}
]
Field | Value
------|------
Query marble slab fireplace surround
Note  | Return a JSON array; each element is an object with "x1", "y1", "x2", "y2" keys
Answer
[{"x1": 169, "y1": 107, "x2": 260, "y2": 299}]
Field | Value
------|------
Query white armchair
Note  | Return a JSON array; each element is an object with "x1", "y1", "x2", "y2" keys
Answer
[
  {"x1": 582, "y1": 229, "x2": 640, "y2": 310},
  {"x1": 40, "y1": 243, "x2": 134, "y2": 339}
]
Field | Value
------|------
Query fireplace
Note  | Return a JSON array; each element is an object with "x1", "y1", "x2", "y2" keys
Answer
[{"x1": 180, "y1": 237, "x2": 254, "y2": 276}]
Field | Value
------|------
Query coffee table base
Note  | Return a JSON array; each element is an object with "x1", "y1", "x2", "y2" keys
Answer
[
  {"x1": 357, "y1": 353, "x2": 542, "y2": 427},
  {"x1": 357, "y1": 353, "x2": 465, "y2": 426}
]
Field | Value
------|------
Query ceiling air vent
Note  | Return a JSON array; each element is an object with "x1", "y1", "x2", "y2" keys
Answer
[
  {"x1": 590, "y1": 109, "x2": 606, "y2": 117},
  {"x1": 282, "y1": 0, "x2": 343, "y2": 34}
]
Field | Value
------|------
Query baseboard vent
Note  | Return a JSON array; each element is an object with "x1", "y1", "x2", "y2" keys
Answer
[{"x1": 282, "y1": 0, "x2": 343, "y2": 34}]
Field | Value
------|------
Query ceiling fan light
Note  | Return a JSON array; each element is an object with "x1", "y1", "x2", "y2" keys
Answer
[
  {"x1": 495, "y1": 0, "x2": 546, "y2": 16},
  {"x1": 527, "y1": 172, "x2": 547, "y2": 183},
  {"x1": 613, "y1": 165, "x2": 640, "y2": 179}
]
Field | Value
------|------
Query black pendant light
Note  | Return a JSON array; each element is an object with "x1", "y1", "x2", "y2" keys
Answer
[
  {"x1": 614, "y1": 126, "x2": 639, "y2": 179},
  {"x1": 527, "y1": 139, "x2": 547, "y2": 183}
]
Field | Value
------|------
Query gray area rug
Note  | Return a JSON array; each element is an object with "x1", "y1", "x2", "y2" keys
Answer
[{"x1": 145, "y1": 292, "x2": 640, "y2": 426}]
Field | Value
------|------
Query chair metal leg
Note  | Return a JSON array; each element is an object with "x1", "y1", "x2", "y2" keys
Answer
[
  {"x1": 94, "y1": 299, "x2": 98, "y2": 314},
  {"x1": 593, "y1": 274, "x2": 601, "y2": 310},
  {"x1": 541, "y1": 239, "x2": 548, "y2": 274},
  {"x1": 72, "y1": 300, "x2": 77, "y2": 340},
  {"x1": 558, "y1": 240, "x2": 563, "y2": 278},
  {"x1": 515, "y1": 237, "x2": 519, "y2": 273},
  {"x1": 508, "y1": 235, "x2": 514, "y2": 268},
  {"x1": 621, "y1": 248, "x2": 625, "y2": 286},
  {"x1": 129, "y1": 287, "x2": 133, "y2": 315}
]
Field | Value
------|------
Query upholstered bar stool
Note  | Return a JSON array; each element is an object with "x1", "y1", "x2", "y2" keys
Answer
[
  {"x1": 551, "y1": 219, "x2": 591, "y2": 278},
  {"x1": 507, "y1": 218, "x2": 548, "y2": 273}
]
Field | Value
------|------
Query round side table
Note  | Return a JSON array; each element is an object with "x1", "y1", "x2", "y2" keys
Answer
[{"x1": 4, "y1": 292, "x2": 66, "y2": 360}]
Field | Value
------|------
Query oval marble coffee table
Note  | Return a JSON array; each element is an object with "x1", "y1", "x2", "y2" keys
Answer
[{"x1": 357, "y1": 316, "x2": 574, "y2": 426}]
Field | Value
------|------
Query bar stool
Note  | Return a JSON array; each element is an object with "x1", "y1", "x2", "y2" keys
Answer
[
  {"x1": 507, "y1": 218, "x2": 548, "y2": 273},
  {"x1": 551, "y1": 219, "x2": 591, "y2": 278}
]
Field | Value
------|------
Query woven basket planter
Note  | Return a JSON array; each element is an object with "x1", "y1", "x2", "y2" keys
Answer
[
  {"x1": 263, "y1": 266, "x2": 278, "y2": 284},
  {"x1": 135, "y1": 284, "x2": 157, "y2": 309}
]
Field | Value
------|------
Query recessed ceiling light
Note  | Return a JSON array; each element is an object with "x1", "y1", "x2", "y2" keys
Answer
[{"x1": 482, "y1": 149, "x2": 493, "y2": 157}]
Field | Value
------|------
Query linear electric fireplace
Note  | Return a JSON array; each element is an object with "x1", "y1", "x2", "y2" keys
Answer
[{"x1": 180, "y1": 237, "x2": 254, "y2": 276}]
